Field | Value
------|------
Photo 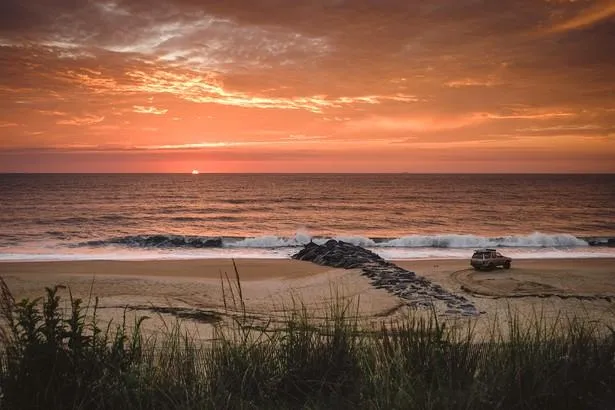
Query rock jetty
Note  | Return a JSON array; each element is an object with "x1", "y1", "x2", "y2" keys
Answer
[{"x1": 292, "y1": 240, "x2": 480, "y2": 316}]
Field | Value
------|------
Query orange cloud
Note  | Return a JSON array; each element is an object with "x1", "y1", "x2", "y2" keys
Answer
[
  {"x1": 64, "y1": 68, "x2": 417, "y2": 114},
  {"x1": 345, "y1": 114, "x2": 487, "y2": 133},
  {"x1": 38, "y1": 110, "x2": 69, "y2": 116},
  {"x1": 0, "y1": 0, "x2": 613, "y2": 172},
  {"x1": 139, "y1": 142, "x2": 239, "y2": 149},
  {"x1": 57, "y1": 115, "x2": 105, "y2": 126},
  {"x1": 343, "y1": 109, "x2": 580, "y2": 135},
  {"x1": 133, "y1": 105, "x2": 168, "y2": 115},
  {"x1": 483, "y1": 111, "x2": 576, "y2": 120},
  {"x1": 126, "y1": 70, "x2": 418, "y2": 113},
  {"x1": 445, "y1": 78, "x2": 500, "y2": 88},
  {"x1": 546, "y1": 0, "x2": 615, "y2": 33}
]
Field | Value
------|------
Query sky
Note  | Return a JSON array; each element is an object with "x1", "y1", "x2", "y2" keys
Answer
[{"x1": 0, "y1": 0, "x2": 614, "y2": 173}]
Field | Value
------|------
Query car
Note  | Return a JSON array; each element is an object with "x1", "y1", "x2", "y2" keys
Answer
[{"x1": 470, "y1": 248, "x2": 512, "y2": 271}]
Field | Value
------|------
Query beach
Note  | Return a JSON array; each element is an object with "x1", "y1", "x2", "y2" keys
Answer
[{"x1": 2, "y1": 257, "x2": 614, "y2": 338}]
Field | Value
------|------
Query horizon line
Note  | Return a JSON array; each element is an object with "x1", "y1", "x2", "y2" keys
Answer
[{"x1": 1, "y1": 172, "x2": 614, "y2": 175}]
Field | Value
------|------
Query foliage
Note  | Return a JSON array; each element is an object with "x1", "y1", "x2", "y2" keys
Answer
[{"x1": 0, "y1": 275, "x2": 614, "y2": 410}]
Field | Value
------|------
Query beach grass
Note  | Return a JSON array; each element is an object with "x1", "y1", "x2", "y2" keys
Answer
[{"x1": 1, "y1": 274, "x2": 614, "y2": 410}]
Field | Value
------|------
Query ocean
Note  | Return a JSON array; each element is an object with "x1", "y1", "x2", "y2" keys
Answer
[{"x1": 0, "y1": 174, "x2": 613, "y2": 261}]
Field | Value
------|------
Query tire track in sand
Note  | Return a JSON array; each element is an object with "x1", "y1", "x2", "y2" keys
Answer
[{"x1": 451, "y1": 268, "x2": 614, "y2": 302}]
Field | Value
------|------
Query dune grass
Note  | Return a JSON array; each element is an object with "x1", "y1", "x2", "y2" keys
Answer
[{"x1": 0, "y1": 273, "x2": 614, "y2": 410}]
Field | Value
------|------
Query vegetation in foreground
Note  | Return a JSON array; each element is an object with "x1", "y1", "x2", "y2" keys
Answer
[{"x1": 0, "y1": 275, "x2": 614, "y2": 410}]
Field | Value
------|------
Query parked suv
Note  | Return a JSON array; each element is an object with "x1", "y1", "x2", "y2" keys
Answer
[{"x1": 470, "y1": 248, "x2": 512, "y2": 270}]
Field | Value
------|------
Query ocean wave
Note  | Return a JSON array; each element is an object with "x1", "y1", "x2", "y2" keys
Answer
[
  {"x1": 377, "y1": 233, "x2": 590, "y2": 248},
  {"x1": 82, "y1": 235, "x2": 222, "y2": 248},
  {"x1": 169, "y1": 216, "x2": 241, "y2": 222},
  {"x1": 229, "y1": 232, "x2": 314, "y2": 248},
  {"x1": 74, "y1": 232, "x2": 609, "y2": 249},
  {"x1": 228, "y1": 232, "x2": 592, "y2": 248}
]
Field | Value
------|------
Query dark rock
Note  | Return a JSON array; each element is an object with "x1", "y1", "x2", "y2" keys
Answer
[
  {"x1": 291, "y1": 240, "x2": 481, "y2": 316},
  {"x1": 195, "y1": 237, "x2": 223, "y2": 248},
  {"x1": 293, "y1": 241, "x2": 319, "y2": 259},
  {"x1": 325, "y1": 239, "x2": 338, "y2": 249}
]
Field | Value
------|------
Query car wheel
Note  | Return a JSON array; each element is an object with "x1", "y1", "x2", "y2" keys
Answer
[{"x1": 504, "y1": 261, "x2": 511, "y2": 269}]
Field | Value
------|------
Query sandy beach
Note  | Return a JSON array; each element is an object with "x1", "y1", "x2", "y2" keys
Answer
[{"x1": 1, "y1": 257, "x2": 614, "y2": 338}]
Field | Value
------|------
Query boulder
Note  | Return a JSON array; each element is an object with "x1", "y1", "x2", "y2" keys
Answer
[{"x1": 291, "y1": 240, "x2": 480, "y2": 316}]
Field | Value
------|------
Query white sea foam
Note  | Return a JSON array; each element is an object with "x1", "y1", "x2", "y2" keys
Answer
[
  {"x1": 0, "y1": 248, "x2": 289, "y2": 262},
  {"x1": 378, "y1": 232, "x2": 589, "y2": 248},
  {"x1": 1, "y1": 246, "x2": 614, "y2": 262},
  {"x1": 229, "y1": 232, "x2": 589, "y2": 248},
  {"x1": 71, "y1": 231, "x2": 596, "y2": 250},
  {"x1": 1, "y1": 231, "x2": 609, "y2": 263},
  {"x1": 230, "y1": 232, "x2": 313, "y2": 248},
  {"x1": 373, "y1": 247, "x2": 613, "y2": 260}
]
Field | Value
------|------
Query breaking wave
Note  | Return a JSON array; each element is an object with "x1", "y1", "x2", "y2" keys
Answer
[{"x1": 77, "y1": 232, "x2": 611, "y2": 249}]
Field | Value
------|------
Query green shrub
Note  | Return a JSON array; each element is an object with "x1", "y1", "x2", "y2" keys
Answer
[{"x1": 0, "y1": 275, "x2": 614, "y2": 410}]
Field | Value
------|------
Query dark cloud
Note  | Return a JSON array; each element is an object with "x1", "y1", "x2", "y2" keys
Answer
[
  {"x1": 1, "y1": 0, "x2": 612, "y2": 79},
  {"x1": 0, "y1": 1, "x2": 79, "y2": 34}
]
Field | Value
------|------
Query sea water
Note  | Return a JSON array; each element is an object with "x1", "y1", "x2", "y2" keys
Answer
[{"x1": 0, "y1": 173, "x2": 613, "y2": 261}]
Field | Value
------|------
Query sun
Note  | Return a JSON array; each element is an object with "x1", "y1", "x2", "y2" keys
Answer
[{"x1": 191, "y1": 169, "x2": 200, "y2": 175}]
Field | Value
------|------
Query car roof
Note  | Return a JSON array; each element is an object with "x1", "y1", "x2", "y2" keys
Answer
[{"x1": 474, "y1": 248, "x2": 497, "y2": 252}]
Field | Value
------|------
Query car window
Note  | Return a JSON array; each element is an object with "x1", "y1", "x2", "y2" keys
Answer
[{"x1": 496, "y1": 253, "x2": 502, "y2": 257}]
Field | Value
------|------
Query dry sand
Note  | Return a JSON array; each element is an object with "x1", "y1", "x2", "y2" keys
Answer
[
  {"x1": 1, "y1": 258, "x2": 614, "y2": 339},
  {"x1": 399, "y1": 259, "x2": 615, "y2": 333}
]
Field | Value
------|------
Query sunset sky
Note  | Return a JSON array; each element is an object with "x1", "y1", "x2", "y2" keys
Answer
[{"x1": 0, "y1": 0, "x2": 614, "y2": 173}]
